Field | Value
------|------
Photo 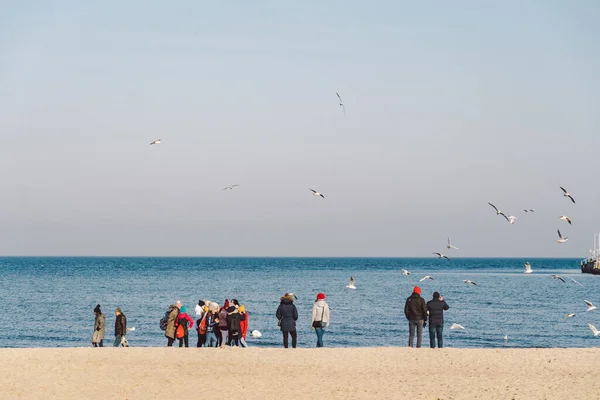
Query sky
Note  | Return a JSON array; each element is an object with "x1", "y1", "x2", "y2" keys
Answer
[{"x1": 1, "y1": 1, "x2": 599, "y2": 257}]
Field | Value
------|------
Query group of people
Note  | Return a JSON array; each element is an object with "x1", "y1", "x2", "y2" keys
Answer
[
  {"x1": 404, "y1": 286, "x2": 450, "y2": 348},
  {"x1": 89, "y1": 292, "x2": 334, "y2": 348}
]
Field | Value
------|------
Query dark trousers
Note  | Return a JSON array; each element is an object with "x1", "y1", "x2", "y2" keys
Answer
[
  {"x1": 178, "y1": 335, "x2": 189, "y2": 347},
  {"x1": 197, "y1": 333, "x2": 206, "y2": 348},
  {"x1": 230, "y1": 332, "x2": 240, "y2": 347},
  {"x1": 283, "y1": 331, "x2": 297, "y2": 348},
  {"x1": 167, "y1": 337, "x2": 175, "y2": 347},
  {"x1": 92, "y1": 340, "x2": 103, "y2": 347},
  {"x1": 429, "y1": 323, "x2": 444, "y2": 348},
  {"x1": 217, "y1": 327, "x2": 227, "y2": 347},
  {"x1": 408, "y1": 320, "x2": 424, "y2": 348}
]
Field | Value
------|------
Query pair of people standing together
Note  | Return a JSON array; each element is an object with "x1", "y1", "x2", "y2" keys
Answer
[
  {"x1": 404, "y1": 286, "x2": 450, "y2": 348},
  {"x1": 276, "y1": 292, "x2": 331, "y2": 348},
  {"x1": 91, "y1": 304, "x2": 128, "y2": 347}
]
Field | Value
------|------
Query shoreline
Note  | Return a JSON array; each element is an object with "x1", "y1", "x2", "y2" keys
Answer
[{"x1": 2, "y1": 347, "x2": 599, "y2": 399}]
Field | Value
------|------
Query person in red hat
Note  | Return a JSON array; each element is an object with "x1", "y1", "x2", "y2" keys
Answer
[
  {"x1": 404, "y1": 286, "x2": 428, "y2": 348},
  {"x1": 311, "y1": 293, "x2": 330, "y2": 347}
]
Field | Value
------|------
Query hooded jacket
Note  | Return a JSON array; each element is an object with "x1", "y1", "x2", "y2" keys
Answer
[
  {"x1": 92, "y1": 313, "x2": 105, "y2": 343},
  {"x1": 276, "y1": 295, "x2": 298, "y2": 332},
  {"x1": 165, "y1": 304, "x2": 179, "y2": 340},
  {"x1": 219, "y1": 307, "x2": 229, "y2": 330},
  {"x1": 404, "y1": 292, "x2": 428, "y2": 321},
  {"x1": 175, "y1": 312, "x2": 194, "y2": 335},
  {"x1": 427, "y1": 298, "x2": 449, "y2": 324},
  {"x1": 239, "y1": 307, "x2": 249, "y2": 339},
  {"x1": 114, "y1": 313, "x2": 127, "y2": 336},
  {"x1": 311, "y1": 300, "x2": 330, "y2": 327},
  {"x1": 226, "y1": 306, "x2": 241, "y2": 335}
]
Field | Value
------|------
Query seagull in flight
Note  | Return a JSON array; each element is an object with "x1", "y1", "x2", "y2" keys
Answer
[
  {"x1": 560, "y1": 186, "x2": 576, "y2": 204},
  {"x1": 507, "y1": 215, "x2": 517, "y2": 224},
  {"x1": 566, "y1": 313, "x2": 576, "y2": 319},
  {"x1": 150, "y1": 139, "x2": 162, "y2": 145},
  {"x1": 488, "y1": 203, "x2": 510, "y2": 222},
  {"x1": 524, "y1": 262, "x2": 533, "y2": 274},
  {"x1": 286, "y1": 293, "x2": 298, "y2": 300},
  {"x1": 419, "y1": 276, "x2": 434, "y2": 282},
  {"x1": 336, "y1": 92, "x2": 345, "y2": 116},
  {"x1": 446, "y1": 237, "x2": 459, "y2": 250},
  {"x1": 557, "y1": 229, "x2": 568, "y2": 244},
  {"x1": 552, "y1": 274, "x2": 566, "y2": 283},
  {"x1": 569, "y1": 277, "x2": 584, "y2": 287},
  {"x1": 559, "y1": 216, "x2": 572, "y2": 225},
  {"x1": 585, "y1": 300, "x2": 597, "y2": 312},
  {"x1": 346, "y1": 276, "x2": 357, "y2": 290},
  {"x1": 432, "y1": 252, "x2": 450, "y2": 261},
  {"x1": 309, "y1": 189, "x2": 325, "y2": 199},
  {"x1": 450, "y1": 323, "x2": 465, "y2": 330},
  {"x1": 251, "y1": 330, "x2": 262, "y2": 338},
  {"x1": 588, "y1": 324, "x2": 600, "y2": 337},
  {"x1": 401, "y1": 268, "x2": 411, "y2": 276},
  {"x1": 222, "y1": 184, "x2": 240, "y2": 191},
  {"x1": 523, "y1": 209, "x2": 534, "y2": 213},
  {"x1": 463, "y1": 279, "x2": 478, "y2": 286}
]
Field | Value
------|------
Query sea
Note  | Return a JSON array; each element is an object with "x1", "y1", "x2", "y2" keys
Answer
[{"x1": 0, "y1": 257, "x2": 598, "y2": 349}]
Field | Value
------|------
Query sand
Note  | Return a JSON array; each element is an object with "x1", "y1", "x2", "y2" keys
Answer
[{"x1": 1, "y1": 347, "x2": 599, "y2": 400}]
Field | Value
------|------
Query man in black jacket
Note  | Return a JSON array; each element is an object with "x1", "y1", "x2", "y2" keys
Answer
[
  {"x1": 404, "y1": 286, "x2": 428, "y2": 348},
  {"x1": 427, "y1": 292, "x2": 449, "y2": 348},
  {"x1": 113, "y1": 307, "x2": 128, "y2": 347}
]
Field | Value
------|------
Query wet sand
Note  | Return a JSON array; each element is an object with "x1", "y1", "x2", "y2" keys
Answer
[{"x1": 1, "y1": 347, "x2": 599, "y2": 399}]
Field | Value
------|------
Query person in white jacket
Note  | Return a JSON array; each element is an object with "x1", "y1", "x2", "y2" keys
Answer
[{"x1": 311, "y1": 293, "x2": 330, "y2": 348}]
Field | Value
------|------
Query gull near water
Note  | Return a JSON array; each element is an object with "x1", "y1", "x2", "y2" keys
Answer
[
  {"x1": 560, "y1": 186, "x2": 576, "y2": 204},
  {"x1": 432, "y1": 252, "x2": 450, "y2": 261},
  {"x1": 557, "y1": 230, "x2": 568, "y2": 244},
  {"x1": 346, "y1": 276, "x2": 357, "y2": 290},
  {"x1": 419, "y1": 275, "x2": 434, "y2": 282},
  {"x1": 524, "y1": 262, "x2": 533, "y2": 274},
  {"x1": 401, "y1": 268, "x2": 411, "y2": 276},
  {"x1": 585, "y1": 300, "x2": 597, "y2": 312},
  {"x1": 446, "y1": 237, "x2": 459, "y2": 250}
]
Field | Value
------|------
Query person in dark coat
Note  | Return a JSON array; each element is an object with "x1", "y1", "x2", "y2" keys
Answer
[
  {"x1": 92, "y1": 304, "x2": 105, "y2": 347},
  {"x1": 427, "y1": 291, "x2": 449, "y2": 348},
  {"x1": 404, "y1": 286, "x2": 428, "y2": 348},
  {"x1": 113, "y1": 307, "x2": 128, "y2": 347},
  {"x1": 226, "y1": 304, "x2": 242, "y2": 347},
  {"x1": 276, "y1": 293, "x2": 299, "y2": 348}
]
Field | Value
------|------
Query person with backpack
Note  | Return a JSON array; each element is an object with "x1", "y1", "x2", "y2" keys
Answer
[
  {"x1": 92, "y1": 304, "x2": 105, "y2": 347},
  {"x1": 310, "y1": 293, "x2": 330, "y2": 348},
  {"x1": 404, "y1": 286, "x2": 428, "y2": 348},
  {"x1": 175, "y1": 306, "x2": 194, "y2": 348},
  {"x1": 226, "y1": 302, "x2": 242, "y2": 347},
  {"x1": 205, "y1": 310, "x2": 219, "y2": 347},
  {"x1": 276, "y1": 293, "x2": 299, "y2": 348},
  {"x1": 163, "y1": 301, "x2": 181, "y2": 347},
  {"x1": 113, "y1": 307, "x2": 128, "y2": 347}
]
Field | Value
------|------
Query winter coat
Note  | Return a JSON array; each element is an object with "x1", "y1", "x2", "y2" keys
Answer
[
  {"x1": 404, "y1": 292, "x2": 428, "y2": 321},
  {"x1": 175, "y1": 312, "x2": 194, "y2": 336},
  {"x1": 205, "y1": 313, "x2": 218, "y2": 333},
  {"x1": 219, "y1": 308, "x2": 229, "y2": 330},
  {"x1": 165, "y1": 305, "x2": 179, "y2": 339},
  {"x1": 276, "y1": 295, "x2": 298, "y2": 332},
  {"x1": 226, "y1": 306, "x2": 241, "y2": 335},
  {"x1": 115, "y1": 313, "x2": 127, "y2": 336},
  {"x1": 311, "y1": 300, "x2": 330, "y2": 327},
  {"x1": 92, "y1": 313, "x2": 105, "y2": 343},
  {"x1": 240, "y1": 311, "x2": 248, "y2": 339},
  {"x1": 427, "y1": 298, "x2": 449, "y2": 324}
]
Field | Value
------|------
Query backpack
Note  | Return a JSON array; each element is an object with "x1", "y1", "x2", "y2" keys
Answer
[
  {"x1": 175, "y1": 317, "x2": 186, "y2": 339},
  {"x1": 159, "y1": 307, "x2": 174, "y2": 331},
  {"x1": 198, "y1": 314, "x2": 208, "y2": 335}
]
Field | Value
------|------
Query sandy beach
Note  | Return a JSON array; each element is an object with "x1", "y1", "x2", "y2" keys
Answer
[{"x1": 1, "y1": 347, "x2": 599, "y2": 400}]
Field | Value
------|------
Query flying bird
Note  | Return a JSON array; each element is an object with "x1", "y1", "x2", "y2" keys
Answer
[
  {"x1": 450, "y1": 323, "x2": 465, "y2": 330},
  {"x1": 336, "y1": 92, "x2": 345, "y2": 115},
  {"x1": 150, "y1": 139, "x2": 162, "y2": 145},
  {"x1": 346, "y1": 276, "x2": 357, "y2": 290},
  {"x1": 585, "y1": 300, "x2": 597, "y2": 312},
  {"x1": 507, "y1": 215, "x2": 517, "y2": 224},
  {"x1": 566, "y1": 313, "x2": 576, "y2": 319},
  {"x1": 559, "y1": 216, "x2": 572, "y2": 225},
  {"x1": 222, "y1": 184, "x2": 240, "y2": 191},
  {"x1": 432, "y1": 252, "x2": 450, "y2": 261},
  {"x1": 251, "y1": 330, "x2": 262, "y2": 338},
  {"x1": 552, "y1": 274, "x2": 566, "y2": 283},
  {"x1": 127, "y1": 327, "x2": 136, "y2": 332},
  {"x1": 446, "y1": 237, "x2": 459, "y2": 250},
  {"x1": 419, "y1": 276, "x2": 434, "y2": 282},
  {"x1": 286, "y1": 293, "x2": 298, "y2": 300},
  {"x1": 401, "y1": 268, "x2": 411, "y2": 276},
  {"x1": 524, "y1": 262, "x2": 533, "y2": 274},
  {"x1": 488, "y1": 203, "x2": 510, "y2": 222},
  {"x1": 557, "y1": 230, "x2": 568, "y2": 244},
  {"x1": 569, "y1": 277, "x2": 584, "y2": 287},
  {"x1": 503, "y1": 335, "x2": 508, "y2": 342},
  {"x1": 309, "y1": 189, "x2": 325, "y2": 199},
  {"x1": 559, "y1": 186, "x2": 576, "y2": 204},
  {"x1": 588, "y1": 324, "x2": 600, "y2": 337},
  {"x1": 463, "y1": 280, "x2": 478, "y2": 286},
  {"x1": 523, "y1": 209, "x2": 534, "y2": 213}
]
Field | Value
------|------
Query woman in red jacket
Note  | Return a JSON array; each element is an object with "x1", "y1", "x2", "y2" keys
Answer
[
  {"x1": 239, "y1": 304, "x2": 248, "y2": 347},
  {"x1": 175, "y1": 306, "x2": 194, "y2": 348}
]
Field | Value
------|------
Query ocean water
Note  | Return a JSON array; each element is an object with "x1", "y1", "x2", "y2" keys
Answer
[{"x1": 0, "y1": 257, "x2": 598, "y2": 349}]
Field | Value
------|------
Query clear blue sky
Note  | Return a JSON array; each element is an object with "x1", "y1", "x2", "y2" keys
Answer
[{"x1": 1, "y1": 1, "x2": 599, "y2": 256}]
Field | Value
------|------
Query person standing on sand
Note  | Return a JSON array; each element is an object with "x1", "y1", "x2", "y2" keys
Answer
[
  {"x1": 310, "y1": 293, "x2": 330, "y2": 348},
  {"x1": 175, "y1": 306, "x2": 194, "y2": 348},
  {"x1": 92, "y1": 304, "x2": 105, "y2": 347},
  {"x1": 218, "y1": 299, "x2": 230, "y2": 346},
  {"x1": 404, "y1": 286, "x2": 428, "y2": 348},
  {"x1": 276, "y1": 293, "x2": 299, "y2": 348},
  {"x1": 427, "y1": 291, "x2": 449, "y2": 348},
  {"x1": 113, "y1": 307, "x2": 127, "y2": 347},
  {"x1": 205, "y1": 310, "x2": 219, "y2": 347},
  {"x1": 195, "y1": 300, "x2": 207, "y2": 347},
  {"x1": 165, "y1": 301, "x2": 181, "y2": 347},
  {"x1": 239, "y1": 304, "x2": 248, "y2": 347},
  {"x1": 226, "y1": 301, "x2": 242, "y2": 347}
]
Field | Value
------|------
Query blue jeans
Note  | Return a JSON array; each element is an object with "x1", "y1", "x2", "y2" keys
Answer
[
  {"x1": 408, "y1": 320, "x2": 424, "y2": 348},
  {"x1": 206, "y1": 331, "x2": 218, "y2": 347},
  {"x1": 113, "y1": 335, "x2": 122, "y2": 347},
  {"x1": 315, "y1": 327, "x2": 325, "y2": 347},
  {"x1": 429, "y1": 323, "x2": 444, "y2": 348}
]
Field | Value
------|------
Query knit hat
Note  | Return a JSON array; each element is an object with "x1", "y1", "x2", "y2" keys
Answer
[
  {"x1": 223, "y1": 299, "x2": 230, "y2": 309},
  {"x1": 94, "y1": 304, "x2": 101, "y2": 313},
  {"x1": 239, "y1": 305, "x2": 245, "y2": 313},
  {"x1": 180, "y1": 306, "x2": 187, "y2": 313},
  {"x1": 232, "y1": 299, "x2": 240, "y2": 306},
  {"x1": 198, "y1": 300, "x2": 205, "y2": 307},
  {"x1": 317, "y1": 293, "x2": 326, "y2": 300},
  {"x1": 413, "y1": 286, "x2": 421, "y2": 295},
  {"x1": 433, "y1": 291, "x2": 440, "y2": 299},
  {"x1": 116, "y1": 307, "x2": 122, "y2": 313}
]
